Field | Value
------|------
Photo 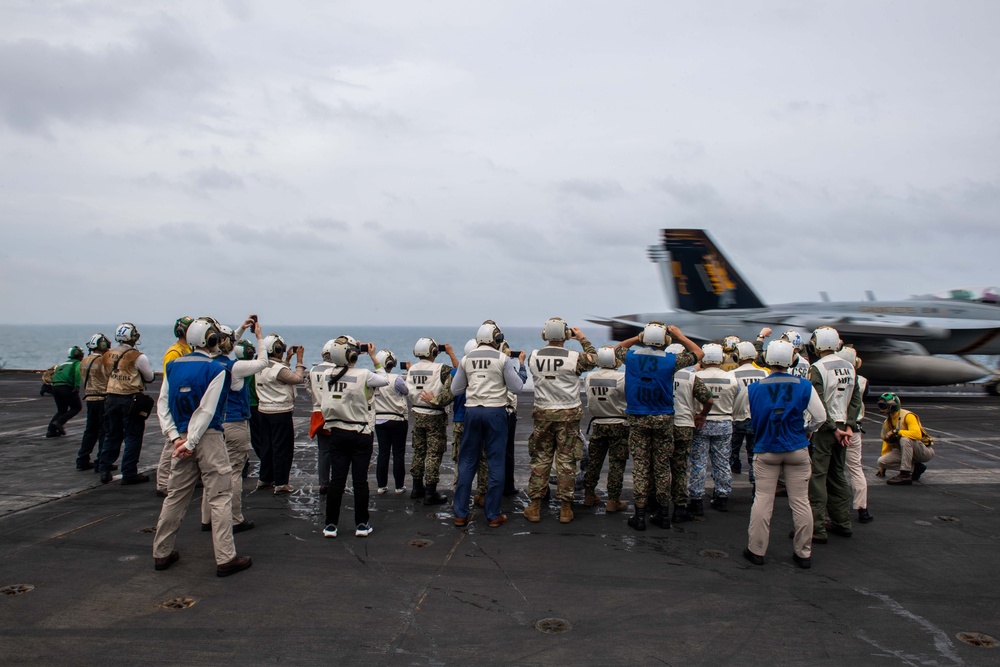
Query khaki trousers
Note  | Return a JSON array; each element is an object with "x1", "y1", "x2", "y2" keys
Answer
[
  {"x1": 877, "y1": 437, "x2": 935, "y2": 472},
  {"x1": 844, "y1": 430, "x2": 868, "y2": 510},
  {"x1": 201, "y1": 420, "x2": 252, "y2": 525},
  {"x1": 156, "y1": 436, "x2": 175, "y2": 493},
  {"x1": 153, "y1": 430, "x2": 236, "y2": 565},
  {"x1": 748, "y1": 448, "x2": 813, "y2": 559}
]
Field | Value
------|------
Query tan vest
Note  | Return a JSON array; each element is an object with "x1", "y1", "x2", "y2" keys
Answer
[
  {"x1": 104, "y1": 345, "x2": 145, "y2": 396},
  {"x1": 80, "y1": 353, "x2": 109, "y2": 401}
]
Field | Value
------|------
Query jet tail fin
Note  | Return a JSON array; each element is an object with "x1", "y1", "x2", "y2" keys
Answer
[{"x1": 652, "y1": 229, "x2": 766, "y2": 312}]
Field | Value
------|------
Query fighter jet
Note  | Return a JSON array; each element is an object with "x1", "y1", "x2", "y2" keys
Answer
[{"x1": 590, "y1": 229, "x2": 1000, "y2": 393}]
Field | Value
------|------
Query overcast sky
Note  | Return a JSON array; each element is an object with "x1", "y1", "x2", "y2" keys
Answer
[{"x1": 2, "y1": 1, "x2": 998, "y2": 328}]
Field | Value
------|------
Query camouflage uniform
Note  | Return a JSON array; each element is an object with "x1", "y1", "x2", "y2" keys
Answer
[
  {"x1": 527, "y1": 407, "x2": 585, "y2": 501},
  {"x1": 412, "y1": 413, "x2": 448, "y2": 485},
  {"x1": 584, "y1": 423, "x2": 629, "y2": 499},
  {"x1": 671, "y1": 425, "x2": 695, "y2": 506},
  {"x1": 688, "y1": 420, "x2": 734, "y2": 500}
]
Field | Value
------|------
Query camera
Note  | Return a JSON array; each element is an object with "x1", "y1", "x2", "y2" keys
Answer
[
  {"x1": 356, "y1": 342, "x2": 371, "y2": 353},
  {"x1": 398, "y1": 361, "x2": 411, "y2": 371},
  {"x1": 288, "y1": 345, "x2": 299, "y2": 354},
  {"x1": 507, "y1": 350, "x2": 522, "y2": 358}
]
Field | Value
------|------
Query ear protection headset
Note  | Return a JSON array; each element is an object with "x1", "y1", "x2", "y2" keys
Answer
[
  {"x1": 68, "y1": 346, "x2": 85, "y2": 361},
  {"x1": 87, "y1": 333, "x2": 111, "y2": 353},
  {"x1": 414, "y1": 338, "x2": 439, "y2": 359},
  {"x1": 541, "y1": 318, "x2": 570, "y2": 342},
  {"x1": 476, "y1": 322, "x2": 504, "y2": 348},
  {"x1": 233, "y1": 340, "x2": 256, "y2": 361},
  {"x1": 174, "y1": 316, "x2": 194, "y2": 340},
  {"x1": 639, "y1": 321, "x2": 670, "y2": 348}
]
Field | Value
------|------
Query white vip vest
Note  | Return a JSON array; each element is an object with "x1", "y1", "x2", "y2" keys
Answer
[
  {"x1": 732, "y1": 365, "x2": 769, "y2": 421},
  {"x1": 857, "y1": 375, "x2": 868, "y2": 420},
  {"x1": 529, "y1": 346, "x2": 582, "y2": 410},
  {"x1": 373, "y1": 373, "x2": 409, "y2": 421},
  {"x1": 406, "y1": 360, "x2": 446, "y2": 415},
  {"x1": 319, "y1": 367, "x2": 374, "y2": 432},
  {"x1": 308, "y1": 362, "x2": 336, "y2": 412},
  {"x1": 462, "y1": 347, "x2": 509, "y2": 408},
  {"x1": 256, "y1": 359, "x2": 296, "y2": 413},
  {"x1": 585, "y1": 368, "x2": 626, "y2": 424},
  {"x1": 695, "y1": 366, "x2": 738, "y2": 421},
  {"x1": 811, "y1": 355, "x2": 857, "y2": 423},
  {"x1": 672, "y1": 368, "x2": 697, "y2": 427}
]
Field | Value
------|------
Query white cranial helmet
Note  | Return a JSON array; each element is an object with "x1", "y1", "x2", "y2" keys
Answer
[
  {"x1": 375, "y1": 349, "x2": 397, "y2": 372},
  {"x1": 217, "y1": 323, "x2": 235, "y2": 352},
  {"x1": 766, "y1": 340, "x2": 795, "y2": 368},
  {"x1": 781, "y1": 329, "x2": 803, "y2": 350},
  {"x1": 722, "y1": 335, "x2": 740, "y2": 353},
  {"x1": 640, "y1": 322, "x2": 670, "y2": 348},
  {"x1": 836, "y1": 346, "x2": 860, "y2": 369},
  {"x1": 186, "y1": 317, "x2": 221, "y2": 349},
  {"x1": 736, "y1": 341, "x2": 757, "y2": 361},
  {"x1": 464, "y1": 339, "x2": 477, "y2": 356},
  {"x1": 414, "y1": 337, "x2": 439, "y2": 359},
  {"x1": 665, "y1": 343, "x2": 685, "y2": 354},
  {"x1": 597, "y1": 346, "x2": 618, "y2": 369},
  {"x1": 476, "y1": 323, "x2": 504, "y2": 348},
  {"x1": 701, "y1": 343, "x2": 725, "y2": 365},
  {"x1": 321, "y1": 339, "x2": 337, "y2": 363},
  {"x1": 811, "y1": 326, "x2": 841, "y2": 352},
  {"x1": 263, "y1": 334, "x2": 286, "y2": 357},
  {"x1": 86, "y1": 333, "x2": 111, "y2": 353},
  {"x1": 114, "y1": 322, "x2": 140, "y2": 345},
  {"x1": 541, "y1": 317, "x2": 570, "y2": 342}
]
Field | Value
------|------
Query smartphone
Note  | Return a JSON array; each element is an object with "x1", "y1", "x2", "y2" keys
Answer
[{"x1": 398, "y1": 361, "x2": 411, "y2": 371}]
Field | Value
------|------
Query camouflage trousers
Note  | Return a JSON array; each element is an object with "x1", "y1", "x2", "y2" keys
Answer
[
  {"x1": 628, "y1": 414, "x2": 674, "y2": 508},
  {"x1": 688, "y1": 419, "x2": 733, "y2": 499},
  {"x1": 671, "y1": 425, "x2": 694, "y2": 506},
  {"x1": 451, "y1": 421, "x2": 489, "y2": 494},
  {"x1": 411, "y1": 412, "x2": 448, "y2": 485},
  {"x1": 527, "y1": 420, "x2": 583, "y2": 501},
  {"x1": 584, "y1": 422, "x2": 629, "y2": 499}
]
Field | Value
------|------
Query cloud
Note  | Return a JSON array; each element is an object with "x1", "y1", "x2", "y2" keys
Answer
[
  {"x1": 187, "y1": 167, "x2": 244, "y2": 191},
  {"x1": 555, "y1": 179, "x2": 625, "y2": 201},
  {"x1": 654, "y1": 178, "x2": 721, "y2": 207}
]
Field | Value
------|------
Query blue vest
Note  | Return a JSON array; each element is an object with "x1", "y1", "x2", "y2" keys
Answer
[
  {"x1": 219, "y1": 356, "x2": 251, "y2": 423},
  {"x1": 451, "y1": 368, "x2": 467, "y2": 422},
  {"x1": 166, "y1": 352, "x2": 230, "y2": 434},
  {"x1": 624, "y1": 349, "x2": 676, "y2": 416},
  {"x1": 748, "y1": 373, "x2": 813, "y2": 453}
]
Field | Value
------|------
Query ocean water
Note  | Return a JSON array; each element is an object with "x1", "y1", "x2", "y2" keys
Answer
[{"x1": 0, "y1": 324, "x2": 616, "y2": 372}]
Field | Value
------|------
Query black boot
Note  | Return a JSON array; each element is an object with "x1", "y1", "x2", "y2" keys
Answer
[
  {"x1": 627, "y1": 506, "x2": 646, "y2": 531},
  {"x1": 709, "y1": 494, "x2": 728, "y2": 512},
  {"x1": 649, "y1": 505, "x2": 671, "y2": 529},
  {"x1": 689, "y1": 499, "x2": 704, "y2": 516},
  {"x1": 410, "y1": 477, "x2": 425, "y2": 499},
  {"x1": 672, "y1": 504, "x2": 693, "y2": 523},
  {"x1": 423, "y1": 483, "x2": 448, "y2": 505}
]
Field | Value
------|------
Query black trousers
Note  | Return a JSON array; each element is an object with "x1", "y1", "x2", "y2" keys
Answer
[
  {"x1": 259, "y1": 411, "x2": 294, "y2": 485},
  {"x1": 76, "y1": 399, "x2": 106, "y2": 466},
  {"x1": 48, "y1": 386, "x2": 81, "y2": 435},
  {"x1": 326, "y1": 428, "x2": 374, "y2": 528},
  {"x1": 374, "y1": 420, "x2": 408, "y2": 489}
]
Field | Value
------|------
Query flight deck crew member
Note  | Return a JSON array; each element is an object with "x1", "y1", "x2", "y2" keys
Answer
[
  {"x1": 781, "y1": 330, "x2": 810, "y2": 379},
  {"x1": 524, "y1": 318, "x2": 597, "y2": 524},
  {"x1": 730, "y1": 341, "x2": 769, "y2": 486},
  {"x1": 199, "y1": 318, "x2": 267, "y2": 533},
  {"x1": 614, "y1": 322, "x2": 703, "y2": 531},
  {"x1": 667, "y1": 343, "x2": 713, "y2": 523},
  {"x1": 837, "y1": 347, "x2": 873, "y2": 522},
  {"x1": 255, "y1": 334, "x2": 307, "y2": 495},
  {"x1": 153, "y1": 317, "x2": 252, "y2": 577},
  {"x1": 76, "y1": 334, "x2": 111, "y2": 471},
  {"x1": 316, "y1": 336, "x2": 389, "y2": 538},
  {"x1": 876, "y1": 392, "x2": 934, "y2": 485},
  {"x1": 807, "y1": 326, "x2": 863, "y2": 543},
  {"x1": 156, "y1": 316, "x2": 194, "y2": 496},
  {"x1": 100, "y1": 322, "x2": 155, "y2": 485},
  {"x1": 372, "y1": 349, "x2": 410, "y2": 495},
  {"x1": 47, "y1": 346, "x2": 83, "y2": 438},
  {"x1": 406, "y1": 337, "x2": 458, "y2": 506},
  {"x1": 689, "y1": 343, "x2": 739, "y2": 514},
  {"x1": 583, "y1": 346, "x2": 630, "y2": 513},
  {"x1": 451, "y1": 322, "x2": 526, "y2": 528},
  {"x1": 744, "y1": 340, "x2": 827, "y2": 569}
]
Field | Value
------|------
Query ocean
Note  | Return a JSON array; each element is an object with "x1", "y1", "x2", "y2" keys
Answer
[{"x1": 0, "y1": 324, "x2": 617, "y2": 373}]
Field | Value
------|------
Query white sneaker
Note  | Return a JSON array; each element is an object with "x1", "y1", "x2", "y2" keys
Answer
[
  {"x1": 394, "y1": 487, "x2": 406, "y2": 495},
  {"x1": 377, "y1": 487, "x2": 388, "y2": 495},
  {"x1": 355, "y1": 523, "x2": 373, "y2": 537},
  {"x1": 322, "y1": 524, "x2": 338, "y2": 538}
]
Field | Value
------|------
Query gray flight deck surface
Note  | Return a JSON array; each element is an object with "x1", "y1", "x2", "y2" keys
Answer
[{"x1": 1, "y1": 370, "x2": 998, "y2": 666}]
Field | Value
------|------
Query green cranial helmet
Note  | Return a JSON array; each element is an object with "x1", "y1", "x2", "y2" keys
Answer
[
  {"x1": 877, "y1": 392, "x2": 901, "y2": 413},
  {"x1": 174, "y1": 316, "x2": 195, "y2": 340}
]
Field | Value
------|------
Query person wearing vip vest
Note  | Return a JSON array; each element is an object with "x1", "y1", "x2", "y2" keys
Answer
[
  {"x1": 315, "y1": 336, "x2": 389, "y2": 538},
  {"x1": 451, "y1": 322, "x2": 526, "y2": 528},
  {"x1": 583, "y1": 346, "x2": 630, "y2": 513},
  {"x1": 689, "y1": 343, "x2": 739, "y2": 515},
  {"x1": 837, "y1": 347, "x2": 873, "y2": 522},
  {"x1": 665, "y1": 343, "x2": 713, "y2": 523},
  {"x1": 153, "y1": 317, "x2": 251, "y2": 577},
  {"x1": 308, "y1": 340, "x2": 339, "y2": 495},
  {"x1": 47, "y1": 346, "x2": 84, "y2": 438},
  {"x1": 255, "y1": 334, "x2": 308, "y2": 495},
  {"x1": 876, "y1": 392, "x2": 934, "y2": 486},
  {"x1": 405, "y1": 337, "x2": 458, "y2": 506},
  {"x1": 99, "y1": 322, "x2": 155, "y2": 485},
  {"x1": 524, "y1": 318, "x2": 597, "y2": 524},
  {"x1": 76, "y1": 334, "x2": 112, "y2": 471},
  {"x1": 744, "y1": 340, "x2": 827, "y2": 569},
  {"x1": 155, "y1": 316, "x2": 194, "y2": 497},
  {"x1": 199, "y1": 317, "x2": 267, "y2": 535},
  {"x1": 613, "y1": 323, "x2": 703, "y2": 531},
  {"x1": 452, "y1": 339, "x2": 475, "y2": 496},
  {"x1": 372, "y1": 349, "x2": 410, "y2": 495},
  {"x1": 807, "y1": 326, "x2": 863, "y2": 543},
  {"x1": 730, "y1": 341, "x2": 770, "y2": 487}
]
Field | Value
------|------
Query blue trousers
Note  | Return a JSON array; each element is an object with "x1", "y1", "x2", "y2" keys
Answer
[
  {"x1": 100, "y1": 394, "x2": 145, "y2": 477},
  {"x1": 454, "y1": 407, "x2": 508, "y2": 520}
]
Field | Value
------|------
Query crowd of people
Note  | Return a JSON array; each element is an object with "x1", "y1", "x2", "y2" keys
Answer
[{"x1": 43, "y1": 316, "x2": 936, "y2": 576}]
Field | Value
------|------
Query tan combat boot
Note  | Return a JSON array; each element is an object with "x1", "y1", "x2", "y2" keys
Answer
[
  {"x1": 559, "y1": 500, "x2": 574, "y2": 524},
  {"x1": 583, "y1": 490, "x2": 600, "y2": 506},
  {"x1": 473, "y1": 493, "x2": 485, "y2": 507},
  {"x1": 524, "y1": 499, "x2": 542, "y2": 523},
  {"x1": 606, "y1": 498, "x2": 628, "y2": 513}
]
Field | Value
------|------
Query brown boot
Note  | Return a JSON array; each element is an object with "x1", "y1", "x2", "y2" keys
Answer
[
  {"x1": 583, "y1": 490, "x2": 600, "y2": 506},
  {"x1": 474, "y1": 493, "x2": 485, "y2": 507},
  {"x1": 524, "y1": 499, "x2": 541, "y2": 523},
  {"x1": 605, "y1": 498, "x2": 628, "y2": 513},
  {"x1": 887, "y1": 470, "x2": 913, "y2": 485},
  {"x1": 559, "y1": 500, "x2": 574, "y2": 524}
]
